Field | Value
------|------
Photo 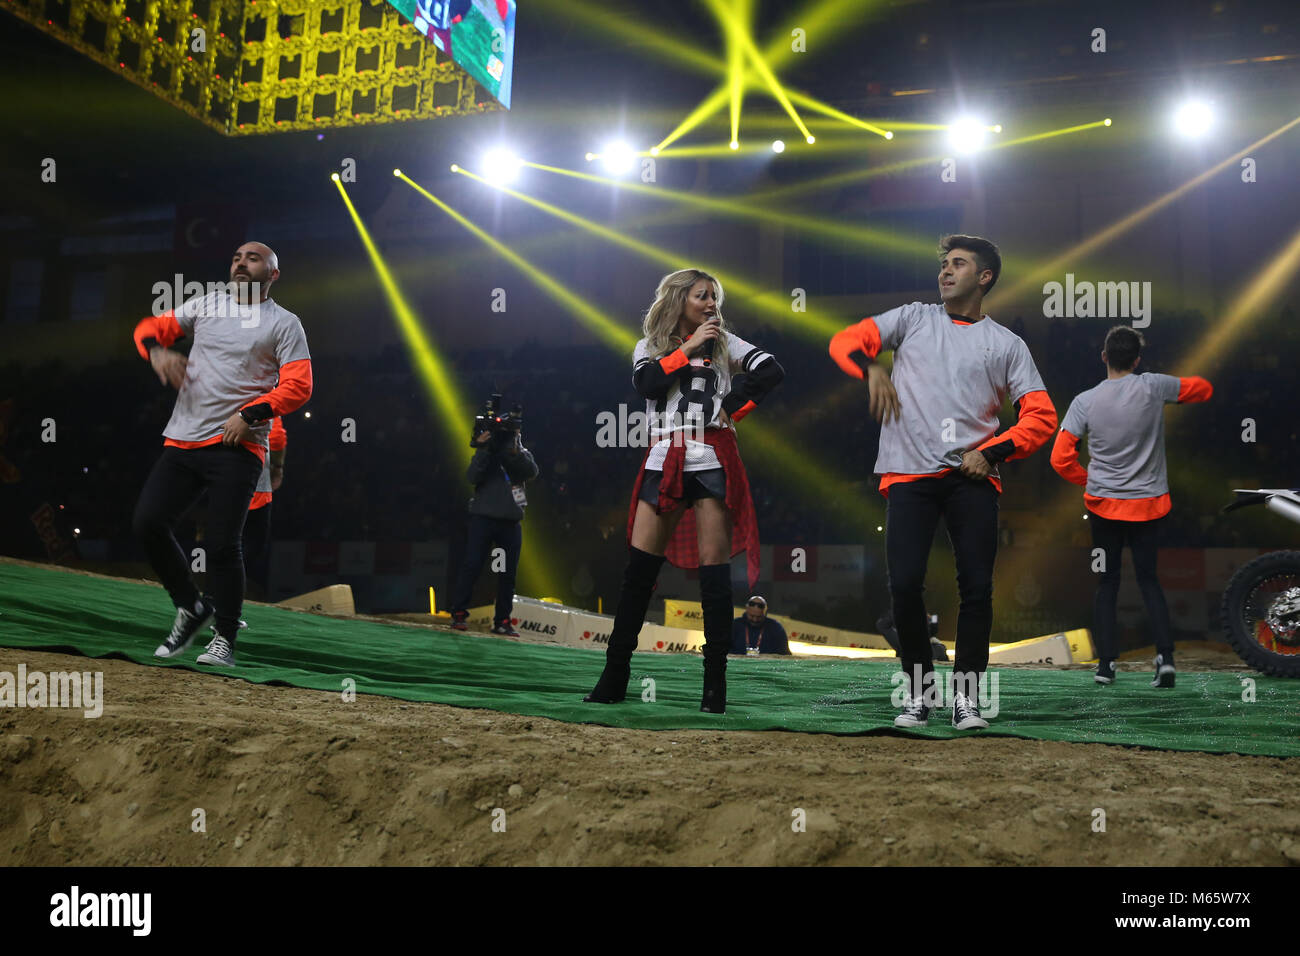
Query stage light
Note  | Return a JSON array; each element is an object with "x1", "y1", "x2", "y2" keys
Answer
[
  {"x1": 884, "y1": 131, "x2": 894, "y2": 140},
  {"x1": 771, "y1": 139, "x2": 785, "y2": 153},
  {"x1": 584, "y1": 152, "x2": 594, "y2": 161},
  {"x1": 1104, "y1": 118, "x2": 1112, "y2": 126},
  {"x1": 449, "y1": 163, "x2": 460, "y2": 173},
  {"x1": 330, "y1": 172, "x2": 340, "y2": 182},
  {"x1": 805, "y1": 134, "x2": 815, "y2": 144},
  {"x1": 730, "y1": 140, "x2": 739, "y2": 150},
  {"x1": 947, "y1": 117, "x2": 987, "y2": 154},
  {"x1": 600, "y1": 141, "x2": 636, "y2": 175},
  {"x1": 392, "y1": 168, "x2": 401, "y2": 177},
  {"x1": 1172, "y1": 99, "x2": 1214, "y2": 138},
  {"x1": 482, "y1": 149, "x2": 523, "y2": 185},
  {"x1": 649, "y1": 146, "x2": 660, "y2": 156}
]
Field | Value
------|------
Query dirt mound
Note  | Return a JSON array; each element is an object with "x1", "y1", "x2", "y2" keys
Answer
[{"x1": 1, "y1": 648, "x2": 1296, "y2": 866}]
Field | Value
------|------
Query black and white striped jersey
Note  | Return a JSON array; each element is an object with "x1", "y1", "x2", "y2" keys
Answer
[{"x1": 632, "y1": 332, "x2": 783, "y2": 471}]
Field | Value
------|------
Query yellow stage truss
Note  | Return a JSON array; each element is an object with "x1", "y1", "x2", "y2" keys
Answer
[{"x1": 3, "y1": 0, "x2": 501, "y2": 134}]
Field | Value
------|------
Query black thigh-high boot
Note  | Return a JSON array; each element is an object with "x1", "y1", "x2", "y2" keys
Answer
[
  {"x1": 698, "y1": 563, "x2": 732, "y2": 714},
  {"x1": 584, "y1": 547, "x2": 666, "y2": 703}
]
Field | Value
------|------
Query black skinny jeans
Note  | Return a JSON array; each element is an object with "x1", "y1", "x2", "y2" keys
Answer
[
  {"x1": 886, "y1": 471, "x2": 999, "y2": 697},
  {"x1": 133, "y1": 444, "x2": 262, "y2": 638},
  {"x1": 451, "y1": 515, "x2": 522, "y2": 622},
  {"x1": 1089, "y1": 513, "x2": 1171, "y2": 662}
]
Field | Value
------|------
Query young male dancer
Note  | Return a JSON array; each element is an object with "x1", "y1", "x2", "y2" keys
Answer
[
  {"x1": 133, "y1": 242, "x2": 312, "y2": 667},
  {"x1": 829, "y1": 236, "x2": 1056, "y2": 729},
  {"x1": 1051, "y1": 326, "x2": 1211, "y2": 687}
]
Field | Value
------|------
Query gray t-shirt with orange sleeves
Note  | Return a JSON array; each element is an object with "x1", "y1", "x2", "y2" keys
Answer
[
  {"x1": 872, "y1": 302, "x2": 1045, "y2": 477},
  {"x1": 164, "y1": 291, "x2": 310, "y2": 453},
  {"x1": 1060, "y1": 373, "x2": 1182, "y2": 499}
]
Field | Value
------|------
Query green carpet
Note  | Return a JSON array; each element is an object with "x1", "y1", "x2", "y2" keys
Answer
[{"x1": 0, "y1": 561, "x2": 1297, "y2": 756}]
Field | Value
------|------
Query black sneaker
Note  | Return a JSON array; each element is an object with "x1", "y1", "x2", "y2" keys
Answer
[
  {"x1": 154, "y1": 598, "x2": 214, "y2": 658},
  {"x1": 450, "y1": 610, "x2": 469, "y2": 632},
  {"x1": 491, "y1": 619, "x2": 520, "y2": 637},
  {"x1": 893, "y1": 696, "x2": 930, "y2": 728},
  {"x1": 1095, "y1": 659, "x2": 1117, "y2": 684},
  {"x1": 952, "y1": 692, "x2": 989, "y2": 730},
  {"x1": 196, "y1": 634, "x2": 236, "y2": 667},
  {"x1": 1151, "y1": 654, "x2": 1175, "y2": 688}
]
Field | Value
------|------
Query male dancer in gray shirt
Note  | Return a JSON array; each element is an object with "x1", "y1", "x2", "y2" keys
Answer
[
  {"x1": 830, "y1": 236, "x2": 1056, "y2": 729},
  {"x1": 132, "y1": 242, "x2": 313, "y2": 667}
]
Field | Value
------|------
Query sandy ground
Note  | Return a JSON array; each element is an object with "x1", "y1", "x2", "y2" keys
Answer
[{"x1": 1, "y1": 642, "x2": 1297, "y2": 867}]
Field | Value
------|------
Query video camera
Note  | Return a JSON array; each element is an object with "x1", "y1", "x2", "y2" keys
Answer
[{"x1": 471, "y1": 393, "x2": 524, "y2": 447}]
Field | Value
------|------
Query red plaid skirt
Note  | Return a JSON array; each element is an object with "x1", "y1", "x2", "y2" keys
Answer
[{"x1": 626, "y1": 427, "x2": 761, "y2": 590}]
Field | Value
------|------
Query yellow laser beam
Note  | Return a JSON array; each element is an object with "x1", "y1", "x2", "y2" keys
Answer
[
  {"x1": 333, "y1": 178, "x2": 561, "y2": 601},
  {"x1": 1001, "y1": 115, "x2": 1300, "y2": 301},
  {"x1": 453, "y1": 165, "x2": 845, "y2": 341},
  {"x1": 524, "y1": 161, "x2": 934, "y2": 262},
  {"x1": 333, "y1": 178, "x2": 470, "y2": 459},
  {"x1": 397, "y1": 172, "x2": 637, "y2": 353},
  {"x1": 705, "y1": 0, "x2": 813, "y2": 144}
]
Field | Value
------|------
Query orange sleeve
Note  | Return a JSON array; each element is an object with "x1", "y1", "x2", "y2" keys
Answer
[
  {"x1": 1050, "y1": 429, "x2": 1089, "y2": 486},
  {"x1": 268, "y1": 416, "x2": 287, "y2": 451},
  {"x1": 975, "y1": 389, "x2": 1057, "y2": 461},
  {"x1": 1178, "y1": 376, "x2": 1212, "y2": 403},
  {"x1": 133, "y1": 311, "x2": 184, "y2": 360},
  {"x1": 728, "y1": 400, "x2": 758, "y2": 423},
  {"x1": 829, "y1": 317, "x2": 882, "y2": 380},
  {"x1": 659, "y1": 349, "x2": 689, "y2": 374},
  {"x1": 246, "y1": 359, "x2": 313, "y2": 417}
]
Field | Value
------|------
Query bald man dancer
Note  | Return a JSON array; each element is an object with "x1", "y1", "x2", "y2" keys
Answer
[{"x1": 132, "y1": 242, "x2": 313, "y2": 667}]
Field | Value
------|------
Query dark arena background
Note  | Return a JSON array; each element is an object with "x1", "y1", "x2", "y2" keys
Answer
[{"x1": 2, "y1": 0, "x2": 1300, "y2": 906}]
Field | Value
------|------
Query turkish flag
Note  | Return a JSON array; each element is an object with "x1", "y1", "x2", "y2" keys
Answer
[{"x1": 173, "y1": 204, "x2": 248, "y2": 265}]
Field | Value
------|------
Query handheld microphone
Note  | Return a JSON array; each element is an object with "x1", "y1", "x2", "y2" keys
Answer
[{"x1": 702, "y1": 319, "x2": 722, "y2": 369}]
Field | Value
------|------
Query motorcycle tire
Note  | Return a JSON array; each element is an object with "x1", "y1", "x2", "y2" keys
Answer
[{"x1": 1221, "y1": 550, "x2": 1300, "y2": 678}]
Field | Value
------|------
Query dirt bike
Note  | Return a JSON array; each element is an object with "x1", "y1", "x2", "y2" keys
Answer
[{"x1": 1221, "y1": 488, "x2": 1300, "y2": 677}]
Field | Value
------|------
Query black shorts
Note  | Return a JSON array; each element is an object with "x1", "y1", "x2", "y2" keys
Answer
[{"x1": 639, "y1": 467, "x2": 726, "y2": 506}]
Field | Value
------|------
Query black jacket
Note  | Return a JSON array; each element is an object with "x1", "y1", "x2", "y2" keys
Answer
[{"x1": 466, "y1": 439, "x2": 539, "y2": 521}]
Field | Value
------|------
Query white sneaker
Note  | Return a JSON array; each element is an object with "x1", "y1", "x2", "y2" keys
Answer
[
  {"x1": 154, "y1": 600, "x2": 213, "y2": 658},
  {"x1": 952, "y1": 692, "x2": 989, "y2": 730},
  {"x1": 197, "y1": 635, "x2": 236, "y2": 667},
  {"x1": 893, "y1": 696, "x2": 930, "y2": 728}
]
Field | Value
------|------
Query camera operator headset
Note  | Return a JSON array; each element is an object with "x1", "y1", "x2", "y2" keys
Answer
[{"x1": 449, "y1": 395, "x2": 539, "y2": 635}]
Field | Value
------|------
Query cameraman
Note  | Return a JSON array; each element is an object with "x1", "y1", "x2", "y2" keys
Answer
[{"x1": 449, "y1": 411, "x2": 539, "y2": 635}]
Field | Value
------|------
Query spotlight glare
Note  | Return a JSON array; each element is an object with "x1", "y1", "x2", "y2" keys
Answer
[
  {"x1": 1173, "y1": 99, "x2": 1214, "y2": 138},
  {"x1": 771, "y1": 139, "x2": 785, "y2": 153},
  {"x1": 1104, "y1": 117, "x2": 1112, "y2": 126},
  {"x1": 992, "y1": 124, "x2": 1003, "y2": 133},
  {"x1": 805, "y1": 135, "x2": 815, "y2": 144},
  {"x1": 482, "y1": 149, "x2": 523, "y2": 185},
  {"x1": 392, "y1": 168, "x2": 401, "y2": 177},
  {"x1": 600, "y1": 141, "x2": 636, "y2": 175},
  {"x1": 729, "y1": 140, "x2": 739, "y2": 150},
  {"x1": 947, "y1": 117, "x2": 988, "y2": 154},
  {"x1": 330, "y1": 172, "x2": 340, "y2": 181},
  {"x1": 585, "y1": 152, "x2": 594, "y2": 161},
  {"x1": 649, "y1": 147, "x2": 660, "y2": 156},
  {"x1": 885, "y1": 131, "x2": 894, "y2": 140},
  {"x1": 450, "y1": 163, "x2": 459, "y2": 172}
]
